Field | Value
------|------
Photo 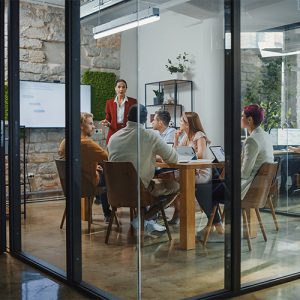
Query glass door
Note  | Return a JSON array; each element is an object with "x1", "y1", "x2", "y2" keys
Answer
[
  {"x1": 240, "y1": 0, "x2": 300, "y2": 285},
  {"x1": 0, "y1": 0, "x2": 6, "y2": 254}
]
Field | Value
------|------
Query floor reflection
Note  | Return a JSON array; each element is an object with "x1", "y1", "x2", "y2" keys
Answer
[{"x1": 11, "y1": 193, "x2": 300, "y2": 299}]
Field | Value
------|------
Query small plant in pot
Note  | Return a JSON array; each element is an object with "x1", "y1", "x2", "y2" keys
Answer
[
  {"x1": 165, "y1": 52, "x2": 189, "y2": 75},
  {"x1": 153, "y1": 89, "x2": 164, "y2": 105}
]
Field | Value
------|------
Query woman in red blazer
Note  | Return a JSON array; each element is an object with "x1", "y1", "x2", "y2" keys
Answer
[{"x1": 101, "y1": 79, "x2": 137, "y2": 144}]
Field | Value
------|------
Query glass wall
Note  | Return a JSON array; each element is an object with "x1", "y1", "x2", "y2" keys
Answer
[
  {"x1": 19, "y1": 1, "x2": 67, "y2": 273},
  {"x1": 80, "y1": 0, "x2": 227, "y2": 298},
  {"x1": 4, "y1": 0, "x2": 300, "y2": 299},
  {"x1": 241, "y1": 0, "x2": 300, "y2": 285}
]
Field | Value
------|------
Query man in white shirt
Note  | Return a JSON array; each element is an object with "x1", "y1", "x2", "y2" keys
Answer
[
  {"x1": 108, "y1": 104, "x2": 180, "y2": 232},
  {"x1": 152, "y1": 110, "x2": 176, "y2": 144}
]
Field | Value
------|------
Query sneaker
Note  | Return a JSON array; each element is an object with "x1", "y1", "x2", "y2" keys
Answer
[
  {"x1": 145, "y1": 220, "x2": 166, "y2": 233},
  {"x1": 168, "y1": 216, "x2": 179, "y2": 225},
  {"x1": 104, "y1": 216, "x2": 110, "y2": 223},
  {"x1": 94, "y1": 197, "x2": 101, "y2": 205},
  {"x1": 197, "y1": 227, "x2": 224, "y2": 243}
]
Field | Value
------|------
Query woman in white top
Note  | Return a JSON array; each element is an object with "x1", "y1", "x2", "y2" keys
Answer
[{"x1": 169, "y1": 112, "x2": 212, "y2": 224}]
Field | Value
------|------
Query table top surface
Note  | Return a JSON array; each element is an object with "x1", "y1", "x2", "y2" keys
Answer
[{"x1": 156, "y1": 160, "x2": 224, "y2": 169}]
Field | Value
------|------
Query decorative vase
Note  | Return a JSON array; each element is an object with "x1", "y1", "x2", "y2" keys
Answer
[{"x1": 176, "y1": 72, "x2": 184, "y2": 80}]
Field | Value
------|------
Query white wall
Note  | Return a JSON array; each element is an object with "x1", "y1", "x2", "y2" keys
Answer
[{"x1": 120, "y1": 10, "x2": 224, "y2": 146}]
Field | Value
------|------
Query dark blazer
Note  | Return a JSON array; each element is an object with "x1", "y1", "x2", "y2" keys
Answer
[{"x1": 105, "y1": 96, "x2": 137, "y2": 144}]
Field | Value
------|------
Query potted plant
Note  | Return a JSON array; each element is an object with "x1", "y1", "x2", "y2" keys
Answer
[
  {"x1": 153, "y1": 88, "x2": 164, "y2": 105},
  {"x1": 165, "y1": 52, "x2": 189, "y2": 75}
]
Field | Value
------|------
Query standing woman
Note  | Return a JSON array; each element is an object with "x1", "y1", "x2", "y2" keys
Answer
[
  {"x1": 101, "y1": 79, "x2": 137, "y2": 144},
  {"x1": 169, "y1": 112, "x2": 212, "y2": 224}
]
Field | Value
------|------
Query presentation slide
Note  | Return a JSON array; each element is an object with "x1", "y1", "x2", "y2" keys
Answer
[{"x1": 20, "y1": 81, "x2": 91, "y2": 128}]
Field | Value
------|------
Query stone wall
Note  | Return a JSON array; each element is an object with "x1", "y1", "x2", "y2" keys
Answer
[
  {"x1": 7, "y1": 1, "x2": 121, "y2": 81},
  {"x1": 4, "y1": 2, "x2": 120, "y2": 192},
  {"x1": 22, "y1": 123, "x2": 107, "y2": 192}
]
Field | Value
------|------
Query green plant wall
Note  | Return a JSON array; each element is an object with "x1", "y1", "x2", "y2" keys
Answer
[{"x1": 81, "y1": 70, "x2": 116, "y2": 121}]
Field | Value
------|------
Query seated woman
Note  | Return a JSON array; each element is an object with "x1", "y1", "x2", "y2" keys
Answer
[
  {"x1": 197, "y1": 104, "x2": 274, "y2": 237},
  {"x1": 169, "y1": 112, "x2": 212, "y2": 224}
]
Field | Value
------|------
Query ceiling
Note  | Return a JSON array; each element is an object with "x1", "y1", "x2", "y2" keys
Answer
[{"x1": 22, "y1": 0, "x2": 300, "y2": 32}]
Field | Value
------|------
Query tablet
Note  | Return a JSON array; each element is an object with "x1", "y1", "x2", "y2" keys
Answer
[
  {"x1": 176, "y1": 146, "x2": 197, "y2": 163},
  {"x1": 210, "y1": 146, "x2": 225, "y2": 163}
]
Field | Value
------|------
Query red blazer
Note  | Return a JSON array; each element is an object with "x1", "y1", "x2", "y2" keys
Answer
[{"x1": 105, "y1": 97, "x2": 137, "y2": 144}]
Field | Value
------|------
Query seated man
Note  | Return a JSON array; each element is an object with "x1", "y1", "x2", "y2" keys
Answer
[
  {"x1": 58, "y1": 112, "x2": 111, "y2": 222},
  {"x1": 280, "y1": 146, "x2": 300, "y2": 195},
  {"x1": 108, "y1": 104, "x2": 180, "y2": 233},
  {"x1": 152, "y1": 110, "x2": 176, "y2": 176},
  {"x1": 152, "y1": 110, "x2": 176, "y2": 144}
]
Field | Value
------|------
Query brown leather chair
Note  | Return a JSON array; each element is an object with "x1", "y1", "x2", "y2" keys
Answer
[
  {"x1": 242, "y1": 162, "x2": 278, "y2": 251},
  {"x1": 265, "y1": 157, "x2": 280, "y2": 231},
  {"x1": 55, "y1": 159, "x2": 106, "y2": 234},
  {"x1": 102, "y1": 161, "x2": 175, "y2": 246},
  {"x1": 203, "y1": 162, "x2": 278, "y2": 251}
]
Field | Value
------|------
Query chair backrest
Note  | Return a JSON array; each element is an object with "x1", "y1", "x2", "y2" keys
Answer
[
  {"x1": 55, "y1": 159, "x2": 66, "y2": 196},
  {"x1": 272, "y1": 157, "x2": 280, "y2": 185},
  {"x1": 102, "y1": 161, "x2": 151, "y2": 208},
  {"x1": 242, "y1": 162, "x2": 278, "y2": 209},
  {"x1": 55, "y1": 158, "x2": 99, "y2": 197}
]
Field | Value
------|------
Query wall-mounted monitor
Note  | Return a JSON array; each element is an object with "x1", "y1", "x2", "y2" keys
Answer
[{"x1": 20, "y1": 81, "x2": 91, "y2": 128}]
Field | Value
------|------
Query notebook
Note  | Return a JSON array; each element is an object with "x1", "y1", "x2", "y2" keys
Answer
[
  {"x1": 209, "y1": 146, "x2": 225, "y2": 163},
  {"x1": 176, "y1": 146, "x2": 197, "y2": 163}
]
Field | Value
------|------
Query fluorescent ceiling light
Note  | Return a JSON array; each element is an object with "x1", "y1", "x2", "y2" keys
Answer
[
  {"x1": 93, "y1": 7, "x2": 160, "y2": 39},
  {"x1": 260, "y1": 49, "x2": 300, "y2": 58}
]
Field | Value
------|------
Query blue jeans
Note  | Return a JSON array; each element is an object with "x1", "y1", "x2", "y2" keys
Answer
[
  {"x1": 95, "y1": 174, "x2": 111, "y2": 217},
  {"x1": 196, "y1": 181, "x2": 225, "y2": 225}
]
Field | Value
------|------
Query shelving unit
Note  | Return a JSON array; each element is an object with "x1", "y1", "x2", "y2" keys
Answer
[{"x1": 145, "y1": 79, "x2": 193, "y2": 128}]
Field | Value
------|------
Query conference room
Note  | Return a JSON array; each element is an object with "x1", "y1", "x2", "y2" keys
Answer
[{"x1": 2, "y1": 0, "x2": 300, "y2": 299}]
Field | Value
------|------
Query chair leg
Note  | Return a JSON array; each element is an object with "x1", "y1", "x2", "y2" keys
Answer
[
  {"x1": 203, "y1": 205, "x2": 217, "y2": 247},
  {"x1": 161, "y1": 208, "x2": 172, "y2": 241},
  {"x1": 255, "y1": 208, "x2": 267, "y2": 242},
  {"x1": 87, "y1": 196, "x2": 93, "y2": 234},
  {"x1": 60, "y1": 207, "x2": 66, "y2": 229},
  {"x1": 268, "y1": 198, "x2": 279, "y2": 231},
  {"x1": 105, "y1": 208, "x2": 116, "y2": 244},
  {"x1": 218, "y1": 204, "x2": 225, "y2": 223},
  {"x1": 114, "y1": 214, "x2": 120, "y2": 228},
  {"x1": 130, "y1": 208, "x2": 134, "y2": 222},
  {"x1": 141, "y1": 209, "x2": 145, "y2": 248},
  {"x1": 242, "y1": 209, "x2": 252, "y2": 251}
]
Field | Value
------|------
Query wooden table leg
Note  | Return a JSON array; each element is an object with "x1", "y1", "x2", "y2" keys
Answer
[
  {"x1": 179, "y1": 168, "x2": 195, "y2": 250},
  {"x1": 81, "y1": 197, "x2": 89, "y2": 221},
  {"x1": 243, "y1": 208, "x2": 257, "y2": 238}
]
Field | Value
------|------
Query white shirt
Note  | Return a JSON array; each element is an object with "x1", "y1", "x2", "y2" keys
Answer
[
  {"x1": 108, "y1": 121, "x2": 178, "y2": 188},
  {"x1": 114, "y1": 96, "x2": 128, "y2": 124}
]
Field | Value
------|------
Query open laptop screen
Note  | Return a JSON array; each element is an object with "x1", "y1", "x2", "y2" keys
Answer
[{"x1": 209, "y1": 146, "x2": 225, "y2": 163}]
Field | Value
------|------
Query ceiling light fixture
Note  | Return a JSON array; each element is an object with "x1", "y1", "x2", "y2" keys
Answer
[{"x1": 93, "y1": 7, "x2": 160, "y2": 39}]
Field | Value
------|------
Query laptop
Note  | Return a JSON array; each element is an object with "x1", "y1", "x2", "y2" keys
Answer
[
  {"x1": 176, "y1": 146, "x2": 197, "y2": 163},
  {"x1": 209, "y1": 146, "x2": 225, "y2": 163}
]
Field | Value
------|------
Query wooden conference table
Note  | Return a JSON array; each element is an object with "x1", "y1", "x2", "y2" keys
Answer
[{"x1": 157, "y1": 160, "x2": 224, "y2": 250}]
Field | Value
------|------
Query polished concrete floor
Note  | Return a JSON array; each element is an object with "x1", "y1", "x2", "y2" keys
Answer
[
  {"x1": 1, "y1": 253, "x2": 300, "y2": 299},
  {"x1": 3, "y1": 192, "x2": 300, "y2": 299}
]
